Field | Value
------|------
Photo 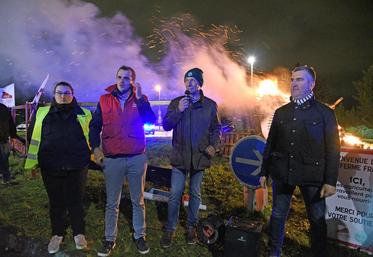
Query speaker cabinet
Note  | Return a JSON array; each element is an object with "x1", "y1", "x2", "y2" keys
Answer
[{"x1": 223, "y1": 217, "x2": 262, "y2": 257}]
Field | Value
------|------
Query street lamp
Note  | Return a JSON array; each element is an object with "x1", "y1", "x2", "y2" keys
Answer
[
  {"x1": 245, "y1": 56, "x2": 261, "y2": 211},
  {"x1": 154, "y1": 84, "x2": 162, "y2": 129},
  {"x1": 247, "y1": 56, "x2": 255, "y2": 87},
  {"x1": 155, "y1": 84, "x2": 161, "y2": 99}
]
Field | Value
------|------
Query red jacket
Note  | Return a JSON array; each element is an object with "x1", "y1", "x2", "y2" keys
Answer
[{"x1": 100, "y1": 85, "x2": 145, "y2": 156}]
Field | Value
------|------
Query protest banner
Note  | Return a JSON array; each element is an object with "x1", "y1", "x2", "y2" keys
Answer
[{"x1": 326, "y1": 148, "x2": 373, "y2": 254}]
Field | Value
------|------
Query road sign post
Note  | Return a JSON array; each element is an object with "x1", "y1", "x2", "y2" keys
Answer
[{"x1": 230, "y1": 135, "x2": 268, "y2": 212}]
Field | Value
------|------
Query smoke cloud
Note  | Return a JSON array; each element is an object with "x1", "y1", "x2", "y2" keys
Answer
[
  {"x1": 0, "y1": 0, "x2": 162, "y2": 101},
  {"x1": 0, "y1": 0, "x2": 287, "y2": 126}
]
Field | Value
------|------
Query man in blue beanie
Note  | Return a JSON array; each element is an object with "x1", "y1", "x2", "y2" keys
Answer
[
  {"x1": 184, "y1": 68, "x2": 204, "y2": 86},
  {"x1": 160, "y1": 68, "x2": 221, "y2": 247}
]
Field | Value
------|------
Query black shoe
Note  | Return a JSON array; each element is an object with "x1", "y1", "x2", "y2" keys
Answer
[
  {"x1": 187, "y1": 227, "x2": 197, "y2": 245},
  {"x1": 160, "y1": 231, "x2": 174, "y2": 248},
  {"x1": 97, "y1": 240, "x2": 115, "y2": 257},
  {"x1": 134, "y1": 237, "x2": 150, "y2": 254}
]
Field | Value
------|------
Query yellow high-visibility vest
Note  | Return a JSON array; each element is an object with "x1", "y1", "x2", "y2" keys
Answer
[{"x1": 24, "y1": 106, "x2": 92, "y2": 169}]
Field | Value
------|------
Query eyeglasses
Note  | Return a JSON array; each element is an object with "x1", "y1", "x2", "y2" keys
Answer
[{"x1": 55, "y1": 91, "x2": 73, "y2": 96}]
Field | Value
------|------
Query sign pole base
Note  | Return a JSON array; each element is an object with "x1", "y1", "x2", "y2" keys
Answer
[
  {"x1": 243, "y1": 186, "x2": 256, "y2": 212},
  {"x1": 244, "y1": 185, "x2": 268, "y2": 213}
]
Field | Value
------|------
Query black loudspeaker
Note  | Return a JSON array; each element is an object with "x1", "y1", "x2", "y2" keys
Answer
[{"x1": 223, "y1": 216, "x2": 262, "y2": 257}]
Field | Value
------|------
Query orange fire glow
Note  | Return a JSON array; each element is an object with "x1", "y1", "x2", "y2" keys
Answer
[
  {"x1": 343, "y1": 135, "x2": 364, "y2": 146},
  {"x1": 339, "y1": 126, "x2": 373, "y2": 149},
  {"x1": 341, "y1": 134, "x2": 373, "y2": 150},
  {"x1": 256, "y1": 79, "x2": 289, "y2": 101}
]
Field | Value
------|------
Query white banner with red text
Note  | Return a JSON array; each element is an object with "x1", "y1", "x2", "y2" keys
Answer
[{"x1": 0, "y1": 83, "x2": 15, "y2": 107}]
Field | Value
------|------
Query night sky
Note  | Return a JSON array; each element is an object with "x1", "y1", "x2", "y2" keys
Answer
[
  {"x1": 0, "y1": 0, "x2": 372, "y2": 106},
  {"x1": 86, "y1": 0, "x2": 373, "y2": 104}
]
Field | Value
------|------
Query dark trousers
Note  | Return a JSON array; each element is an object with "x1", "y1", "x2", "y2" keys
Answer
[
  {"x1": 269, "y1": 180, "x2": 327, "y2": 257},
  {"x1": 41, "y1": 168, "x2": 87, "y2": 236},
  {"x1": 0, "y1": 142, "x2": 10, "y2": 182}
]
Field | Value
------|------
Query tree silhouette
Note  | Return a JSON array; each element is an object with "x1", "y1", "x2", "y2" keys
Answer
[{"x1": 353, "y1": 64, "x2": 373, "y2": 127}]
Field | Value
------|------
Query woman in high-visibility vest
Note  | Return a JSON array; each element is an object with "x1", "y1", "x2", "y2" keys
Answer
[{"x1": 25, "y1": 81, "x2": 91, "y2": 254}]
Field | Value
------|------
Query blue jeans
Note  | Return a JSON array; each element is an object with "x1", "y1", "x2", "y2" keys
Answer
[
  {"x1": 103, "y1": 154, "x2": 147, "y2": 241},
  {"x1": 269, "y1": 180, "x2": 327, "y2": 257},
  {"x1": 165, "y1": 168, "x2": 204, "y2": 231}
]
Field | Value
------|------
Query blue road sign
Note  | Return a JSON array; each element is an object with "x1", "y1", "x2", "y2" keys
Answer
[{"x1": 230, "y1": 135, "x2": 266, "y2": 188}]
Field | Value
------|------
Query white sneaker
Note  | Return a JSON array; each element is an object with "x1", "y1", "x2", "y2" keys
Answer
[
  {"x1": 48, "y1": 235, "x2": 63, "y2": 254},
  {"x1": 74, "y1": 234, "x2": 88, "y2": 250}
]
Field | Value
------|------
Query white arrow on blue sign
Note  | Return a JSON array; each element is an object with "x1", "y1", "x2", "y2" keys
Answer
[{"x1": 230, "y1": 135, "x2": 267, "y2": 188}]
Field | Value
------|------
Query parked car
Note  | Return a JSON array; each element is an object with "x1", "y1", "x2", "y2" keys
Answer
[
  {"x1": 221, "y1": 120, "x2": 235, "y2": 134},
  {"x1": 16, "y1": 123, "x2": 27, "y2": 132},
  {"x1": 144, "y1": 123, "x2": 155, "y2": 135}
]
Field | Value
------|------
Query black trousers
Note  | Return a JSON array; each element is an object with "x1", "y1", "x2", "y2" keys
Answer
[
  {"x1": 41, "y1": 168, "x2": 87, "y2": 236},
  {"x1": 0, "y1": 142, "x2": 10, "y2": 181}
]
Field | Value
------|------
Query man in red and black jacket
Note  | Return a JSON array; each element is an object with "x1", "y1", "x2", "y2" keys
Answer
[{"x1": 89, "y1": 66, "x2": 156, "y2": 256}]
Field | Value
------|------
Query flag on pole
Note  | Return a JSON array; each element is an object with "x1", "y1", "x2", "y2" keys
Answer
[
  {"x1": 28, "y1": 74, "x2": 50, "y2": 123},
  {"x1": 31, "y1": 74, "x2": 49, "y2": 104},
  {"x1": 0, "y1": 83, "x2": 15, "y2": 107}
]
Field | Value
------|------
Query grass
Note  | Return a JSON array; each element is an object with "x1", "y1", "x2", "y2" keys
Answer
[
  {"x1": 0, "y1": 137, "x2": 371, "y2": 256},
  {"x1": 1, "y1": 161, "x2": 211, "y2": 257}
]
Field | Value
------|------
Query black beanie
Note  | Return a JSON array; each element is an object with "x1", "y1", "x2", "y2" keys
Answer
[{"x1": 184, "y1": 68, "x2": 204, "y2": 86}]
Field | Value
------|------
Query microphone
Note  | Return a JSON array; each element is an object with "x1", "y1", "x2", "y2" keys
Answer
[
  {"x1": 183, "y1": 90, "x2": 191, "y2": 110},
  {"x1": 184, "y1": 90, "x2": 191, "y2": 102}
]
